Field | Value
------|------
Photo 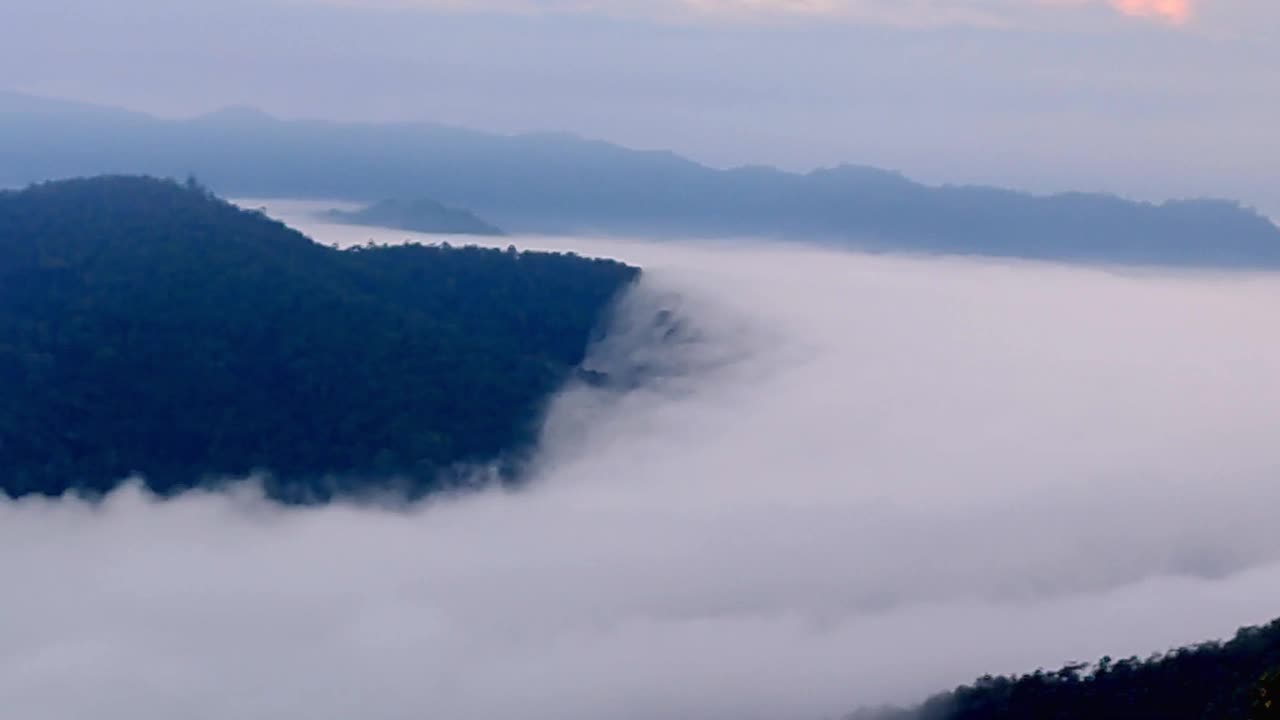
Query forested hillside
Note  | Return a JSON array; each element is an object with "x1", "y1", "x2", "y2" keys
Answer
[
  {"x1": 855, "y1": 619, "x2": 1280, "y2": 720},
  {"x1": 0, "y1": 176, "x2": 638, "y2": 501}
]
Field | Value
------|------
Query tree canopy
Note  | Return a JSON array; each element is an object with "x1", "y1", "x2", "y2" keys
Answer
[
  {"x1": 4, "y1": 92, "x2": 1279, "y2": 267},
  {"x1": 0, "y1": 175, "x2": 638, "y2": 501},
  {"x1": 855, "y1": 619, "x2": 1280, "y2": 720}
]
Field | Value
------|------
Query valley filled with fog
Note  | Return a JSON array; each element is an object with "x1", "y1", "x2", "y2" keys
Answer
[{"x1": 4, "y1": 203, "x2": 1280, "y2": 720}]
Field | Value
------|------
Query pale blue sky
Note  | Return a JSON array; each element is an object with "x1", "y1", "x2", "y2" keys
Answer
[{"x1": 1, "y1": 0, "x2": 1276, "y2": 213}]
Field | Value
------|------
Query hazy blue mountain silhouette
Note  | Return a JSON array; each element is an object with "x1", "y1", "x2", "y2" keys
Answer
[
  {"x1": 3, "y1": 91, "x2": 1278, "y2": 266},
  {"x1": 326, "y1": 197, "x2": 505, "y2": 236}
]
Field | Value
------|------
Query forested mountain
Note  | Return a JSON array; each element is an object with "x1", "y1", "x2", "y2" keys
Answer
[
  {"x1": 0, "y1": 175, "x2": 638, "y2": 501},
  {"x1": 855, "y1": 618, "x2": 1280, "y2": 720},
  {"x1": 3, "y1": 91, "x2": 1279, "y2": 266},
  {"x1": 326, "y1": 197, "x2": 504, "y2": 236}
]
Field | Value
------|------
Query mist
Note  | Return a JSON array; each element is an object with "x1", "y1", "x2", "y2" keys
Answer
[{"x1": 4, "y1": 211, "x2": 1280, "y2": 719}]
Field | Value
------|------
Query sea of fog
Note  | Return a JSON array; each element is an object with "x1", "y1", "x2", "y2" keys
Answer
[{"x1": 4, "y1": 200, "x2": 1280, "y2": 720}]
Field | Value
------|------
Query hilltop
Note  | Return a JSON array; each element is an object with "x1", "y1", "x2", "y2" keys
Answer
[
  {"x1": 0, "y1": 175, "x2": 638, "y2": 501},
  {"x1": 855, "y1": 618, "x2": 1280, "y2": 720}
]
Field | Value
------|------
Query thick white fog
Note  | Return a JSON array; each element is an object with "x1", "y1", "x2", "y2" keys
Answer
[{"x1": 4, "y1": 207, "x2": 1280, "y2": 719}]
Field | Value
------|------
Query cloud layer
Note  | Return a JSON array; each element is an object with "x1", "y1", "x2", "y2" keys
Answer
[
  {"x1": 1112, "y1": 0, "x2": 1192, "y2": 22},
  {"x1": 4, "y1": 215, "x2": 1280, "y2": 719},
  {"x1": 325, "y1": 0, "x2": 1199, "y2": 24}
]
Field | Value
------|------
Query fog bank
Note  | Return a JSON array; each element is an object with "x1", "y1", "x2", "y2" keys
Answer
[{"x1": 4, "y1": 211, "x2": 1280, "y2": 719}]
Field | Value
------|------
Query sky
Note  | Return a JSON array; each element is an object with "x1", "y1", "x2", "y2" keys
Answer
[
  {"x1": 0, "y1": 0, "x2": 1277, "y2": 214},
  {"x1": 4, "y1": 210, "x2": 1280, "y2": 719}
]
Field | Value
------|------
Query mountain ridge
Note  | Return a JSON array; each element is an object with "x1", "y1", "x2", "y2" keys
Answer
[
  {"x1": 2, "y1": 91, "x2": 1278, "y2": 266},
  {"x1": 325, "y1": 197, "x2": 505, "y2": 236},
  {"x1": 0, "y1": 174, "x2": 638, "y2": 502}
]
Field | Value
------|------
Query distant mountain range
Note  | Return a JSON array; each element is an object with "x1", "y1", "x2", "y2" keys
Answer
[
  {"x1": 3, "y1": 90, "x2": 1279, "y2": 266},
  {"x1": 326, "y1": 197, "x2": 504, "y2": 236}
]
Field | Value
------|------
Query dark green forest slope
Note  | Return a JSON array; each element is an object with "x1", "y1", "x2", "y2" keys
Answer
[
  {"x1": 0, "y1": 176, "x2": 638, "y2": 501},
  {"x1": 856, "y1": 618, "x2": 1280, "y2": 720}
]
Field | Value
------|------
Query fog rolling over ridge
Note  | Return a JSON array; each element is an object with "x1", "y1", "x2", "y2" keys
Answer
[{"x1": 6, "y1": 211, "x2": 1280, "y2": 719}]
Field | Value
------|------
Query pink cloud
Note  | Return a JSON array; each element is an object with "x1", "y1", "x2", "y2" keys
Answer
[
  {"x1": 1110, "y1": 0, "x2": 1193, "y2": 23},
  {"x1": 319, "y1": 0, "x2": 1203, "y2": 27}
]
